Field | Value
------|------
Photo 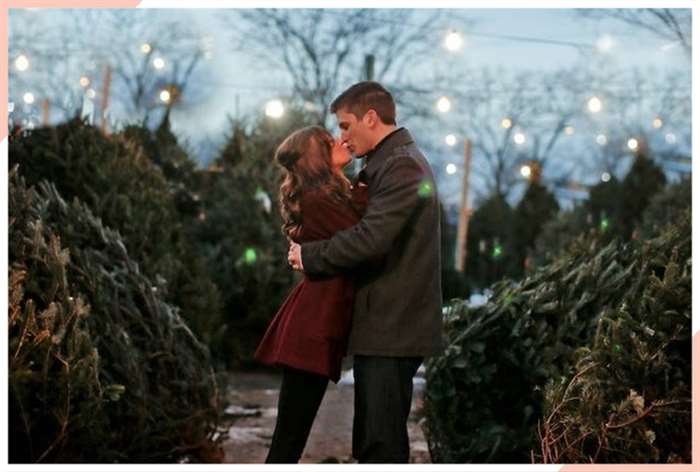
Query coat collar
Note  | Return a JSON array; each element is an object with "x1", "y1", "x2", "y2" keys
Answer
[{"x1": 357, "y1": 127, "x2": 414, "y2": 184}]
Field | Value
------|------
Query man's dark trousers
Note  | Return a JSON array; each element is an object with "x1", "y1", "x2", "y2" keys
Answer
[{"x1": 352, "y1": 355, "x2": 423, "y2": 463}]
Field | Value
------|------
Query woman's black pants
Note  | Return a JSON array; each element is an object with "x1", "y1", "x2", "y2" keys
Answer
[{"x1": 265, "y1": 366, "x2": 329, "y2": 463}]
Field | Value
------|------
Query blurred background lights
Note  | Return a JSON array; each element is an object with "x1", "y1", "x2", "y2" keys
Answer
[
  {"x1": 652, "y1": 117, "x2": 663, "y2": 128},
  {"x1": 446, "y1": 163, "x2": 457, "y2": 175},
  {"x1": 159, "y1": 89, "x2": 171, "y2": 103},
  {"x1": 445, "y1": 134, "x2": 457, "y2": 146},
  {"x1": 665, "y1": 133, "x2": 676, "y2": 144},
  {"x1": 587, "y1": 96, "x2": 602, "y2": 113},
  {"x1": 265, "y1": 99, "x2": 285, "y2": 119},
  {"x1": 141, "y1": 42, "x2": 152, "y2": 54},
  {"x1": 79, "y1": 76, "x2": 90, "y2": 87},
  {"x1": 520, "y1": 165, "x2": 532, "y2": 178},
  {"x1": 244, "y1": 248, "x2": 257, "y2": 264},
  {"x1": 436, "y1": 96, "x2": 451, "y2": 113},
  {"x1": 15, "y1": 54, "x2": 29, "y2": 71},
  {"x1": 513, "y1": 132, "x2": 526, "y2": 145},
  {"x1": 596, "y1": 34, "x2": 615, "y2": 52},
  {"x1": 86, "y1": 88, "x2": 96, "y2": 99},
  {"x1": 627, "y1": 138, "x2": 639, "y2": 151},
  {"x1": 601, "y1": 172, "x2": 611, "y2": 182},
  {"x1": 23, "y1": 92, "x2": 35, "y2": 104},
  {"x1": 501, "y1": 117, "x2": 512, "y2": 129},
  {"x1": 596, "y1": 134, "x2": 608, "y2": 146},
  {"x1": 153, "y1": 57, "x2": 165, "y2": 69},
  {"x1": 444, "y1": 30, "x2": 463, "y2": 51}
]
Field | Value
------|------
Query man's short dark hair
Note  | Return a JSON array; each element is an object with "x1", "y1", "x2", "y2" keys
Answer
[{"x1": 330, "y1": 81, "x2": 396, "y2": 125}]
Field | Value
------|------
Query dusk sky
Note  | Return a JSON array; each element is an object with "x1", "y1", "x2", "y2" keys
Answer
[{"x1": 9, "y1": 8, "x2": 691, "y2": 206}]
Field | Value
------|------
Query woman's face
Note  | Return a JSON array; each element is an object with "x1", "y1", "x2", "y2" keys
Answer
[{"x1": 327, "y1": 135, "x2": 352, "y2": 170}]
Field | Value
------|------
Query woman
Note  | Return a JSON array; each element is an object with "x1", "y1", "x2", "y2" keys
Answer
[{"x1": 254, "y1": 125, "x2": 368, "y2": 463}]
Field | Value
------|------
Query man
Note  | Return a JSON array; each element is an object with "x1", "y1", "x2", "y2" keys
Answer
[{"x1": 287, "y1": 81, "x2": 443, "y2": 463}]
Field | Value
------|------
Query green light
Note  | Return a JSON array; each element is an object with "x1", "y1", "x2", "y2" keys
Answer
[
  {"x1": 418, "y1": 180, "x2": 434, "y2": 198},
  {"x1": 244, "y1": 248, "x2": 257, "y2": 264},
  {"x1": 492, "y1": 245, "x2": 503, "y2": 259},
  {"x1": 600, "y1": 218, "x2": 609, "y2": 231}
]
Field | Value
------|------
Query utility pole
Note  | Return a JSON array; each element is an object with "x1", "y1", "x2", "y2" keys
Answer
[
  {"x1": 455, "y1": 138, "x2": 473, "y2": 272},
  {"x1": 353, "y1": 54, "x2": 376, "y2": 175},
  {"x1": 235, "y1": 93, "x2": 240, "y2": 122},
  {"x1": 100, "y1": 64, "x2": 112, "y2": 135},
  {"x1": 364, "y1": 54, "x2": 375, "y2": 83},
  {"x1": 41, "y1": 98, "x2": 50, "y2": 126}
]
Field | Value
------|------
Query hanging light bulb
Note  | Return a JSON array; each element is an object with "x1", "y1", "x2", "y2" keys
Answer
[
  {"x1": 444, "y1": 30, "x2": 463, "y2": 51},
  {"x1": 265, "y1": 99, "x2": 285, "y2": 119},
  {"x1": 15, "y1": 54, "x2": 30, "y2": 71},
  {"x1": 436, "y1": 96, "x2": 451, "y2": 113},
  {"x1": 587, "y1": 96, "x2": 602, "y2": 113}
]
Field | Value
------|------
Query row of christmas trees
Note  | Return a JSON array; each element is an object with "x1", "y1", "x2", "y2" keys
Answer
[
  {"x1": 8, "y1": 102, "x2": 689, "y2": 461},
  {"x1": 424, "y1": 178, "x2": 691, "y2": 463}
]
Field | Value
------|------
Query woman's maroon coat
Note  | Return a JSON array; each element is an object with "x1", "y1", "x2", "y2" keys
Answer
[{"x1": 254, "y1": 185, "x2": 367, "y2": 382}]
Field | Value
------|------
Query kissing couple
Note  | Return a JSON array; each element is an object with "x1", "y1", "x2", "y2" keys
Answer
[{"x1": 255, "y1": 81, "x2": 443, "y2": 464}]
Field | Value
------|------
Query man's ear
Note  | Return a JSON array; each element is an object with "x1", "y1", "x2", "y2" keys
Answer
[{"x1": 364, "y1": 109, "x2": 379, "y2": 128}]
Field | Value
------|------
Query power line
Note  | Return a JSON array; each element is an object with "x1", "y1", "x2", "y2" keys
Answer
[{"x1": 317, "y1": 9, "x2": 596, "y2": 50}]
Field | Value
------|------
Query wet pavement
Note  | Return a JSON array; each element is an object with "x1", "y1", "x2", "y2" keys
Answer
[{"x1": 220, "y1": 366, "x2": 431, "y2": 464}]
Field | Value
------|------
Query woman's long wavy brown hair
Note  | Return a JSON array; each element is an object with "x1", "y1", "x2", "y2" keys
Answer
[{"x1": 275, "y1": 126, "x2": 352, "y2": 240}]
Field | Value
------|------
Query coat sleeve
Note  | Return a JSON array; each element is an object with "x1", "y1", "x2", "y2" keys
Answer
[{"x1": 301, "y1": 154, "x2": 426, "y2": 276}]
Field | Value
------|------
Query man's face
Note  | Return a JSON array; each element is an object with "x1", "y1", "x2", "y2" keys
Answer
[{"x1": 335, "y1": 108, "x2": 373, "y2": 157}]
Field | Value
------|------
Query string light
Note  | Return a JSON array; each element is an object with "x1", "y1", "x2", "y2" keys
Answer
[
  {"x1": 520, "y1": 165, "x2": 532, "y2": 178},
  {"x1": 23, "y1": 92, "x2": 35, "y2": 104},
  {"x1": 513, "y1": 132, "x2": 526, "y2": 145},
  {"x1": 596, "y1": 134, "x2": 607, "y2": 146},
  {"x1": 665, "y1": 133, "x2": 676, "y2": 144},
  {"x1": 141, "y1": 43, "x2": 152, "y2": 54},
  {"x1": 601, "y1": 172, "x2": 611, "y2": 182},
  {"x1": 587, "y1": 96, "x2": 602, "y2": 113},
  {"x1": 436, "y1": 96, "x2": 451, "y2": 113},
  {"x1": 446, "y1": 163, "x2": 457, "y2": 175},
  {"x1": 444, "y1": 30, "x2": 463, "y2": 51},
  {"x1": 159, "y1": 89, "x2": 171, "y2": 103},
  {"x1": 265, "y1": 99, "x2": 284, "y2": 118},
  {"x1": 627, "y1": 138, "x2": 639, "y2": 151},
  {"x1": 652, "y1": 117, "x2": 663, "y2": 129},
  {"x1": 153, "y1": 57, "x2": 165, "y2": 69},
  {"x1": 596, "y1": 34, "x2": 615, "y2": 53},
  {"x1": 445, "y1": 134, "x2": 457, "y2": 146},
  {"x1": 501, "y1": 118, "x2": 512, "y2": 129},
  {"x1": 15, "y1": 54, "x2": 29, "y2": 72}
]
